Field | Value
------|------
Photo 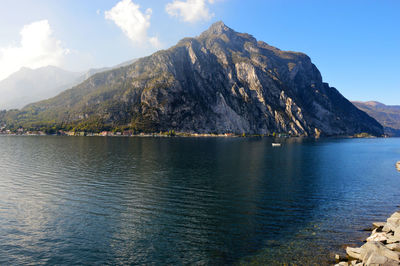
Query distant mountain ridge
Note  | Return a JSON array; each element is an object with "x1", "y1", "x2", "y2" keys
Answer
[
  {"x1": 352, "y1": 101, "x2": 400, "y2": 136},
  {"x1": 75, "y1": 59, "x2": 138, "y2": 84},
  {"x1": 1, "y1": 21, "x2": 383, "y2": 136},
  {"x1": 0, "y1": 59, "x2": 137, "y2": 110},
  {"x1": 0, "y1": 66, "x2": 82, "y2": 110}
]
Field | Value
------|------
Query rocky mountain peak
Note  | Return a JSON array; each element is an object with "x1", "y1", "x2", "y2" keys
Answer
[{"x1": 200, "y1": 21, "x2": 235, "y2": 36}]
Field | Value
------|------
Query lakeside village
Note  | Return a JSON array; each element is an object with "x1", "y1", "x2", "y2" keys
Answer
[
  {"x1": 0, "y1": 124, "x2": 379, "y2": 138},
  {"x1": 0, "y1": 122, "x2": 307, "y2": 138},
  {"x1": 0, "y1": 126, "x2": 289, "y2": 138}
]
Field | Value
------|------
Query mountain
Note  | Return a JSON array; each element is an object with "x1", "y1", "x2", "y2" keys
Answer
[
  {"x1": 0, "y1": 59, "x2": 138, "y2": 110},
  {"x1": 75, "y1": 59, "x2": 138, "y2": 84},
  {"x1": 1, "y1": 22, "x2": 383, "y2": 136},
  {"x1": 0, "y1": 66, "x2": 83, "y2": 110},
  {"x1": 352, "y1": 101, "x2": 400, "y2": 136}
]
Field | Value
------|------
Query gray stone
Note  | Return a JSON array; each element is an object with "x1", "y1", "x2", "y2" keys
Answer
[
  {"x1": 373, "y1": 222, "x2": 386, "y2": 228},
  {"x1": 349, "y1": 260, "x2": 358, "y2": 265},
  {"x1": 386, "y1": 234, "x2": 400, "y2": 244},
  {"x1": 346, "y1": 247, "x2": 362, "y2": 259},
  {"x1": 367, "y1": 232, "x2": 389, "y2": 242},
  {"x1": 382, "y1": 259, "x2": 400, "y2": 266},
  {"x1": 364, "y1": 253, "x2": 399, "y2": 265},
  {"x1": 360, "y1": 241, "x2": 400, "y2": 262},
  {"x1": 383, "y1": 212, "x2": 400, "y2": 232},
  {"x1": 394, "y1": 226, "x2": 400, "y2": 238},
  {"x1": 365, "y1": 252, "x2": 388, "y2": 265},
  {"x1": 386, "y1": 243, "x2": 400, "y2": 252}
]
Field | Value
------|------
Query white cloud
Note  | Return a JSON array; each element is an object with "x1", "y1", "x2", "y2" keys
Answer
[
  {"x1": 0, "y1": 20, "x2": 69, "y2": 81},
  {"x1": 105, "y1": 0, "x2": 160, "y2": 48},
  {"x1": 149, "y1": 36, "x2": 162, "y2": 49},
  {"x1": 166, "y1": 0, "x2": 215, "y2": 23}
]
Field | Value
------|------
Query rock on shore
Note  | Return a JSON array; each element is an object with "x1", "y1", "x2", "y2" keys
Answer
[{"x1": 336, "y1": 212, "x2": 400, "y2": 265}]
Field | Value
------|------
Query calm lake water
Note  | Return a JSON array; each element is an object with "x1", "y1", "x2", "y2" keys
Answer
[{"x1": 0, "y1": 136, "x2": 399, "y2": 265}]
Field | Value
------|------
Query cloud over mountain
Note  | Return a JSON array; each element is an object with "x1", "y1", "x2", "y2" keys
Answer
[
  {"x1": 166, "y1": 0, "x2": 215, "y2": 23},
  {"x1": 0, "y1": 20, "x2": 69, "y2": 81},
  {"x1": 105, "y1": 0, "x2": 161, "y2": 48}
]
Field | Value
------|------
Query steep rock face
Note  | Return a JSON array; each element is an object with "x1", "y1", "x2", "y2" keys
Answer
[{"x1": 7, "y1": 22, "x2": 383, "y2": 136}]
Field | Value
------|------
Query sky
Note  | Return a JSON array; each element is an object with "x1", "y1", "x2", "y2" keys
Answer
[{"x1": 0, "y1": 0, "x2": 399, "y2": 104}]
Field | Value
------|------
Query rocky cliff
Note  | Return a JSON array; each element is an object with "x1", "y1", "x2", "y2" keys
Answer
[{"x1": 2, "y1": 22, "x2": 383, "y2": 136}]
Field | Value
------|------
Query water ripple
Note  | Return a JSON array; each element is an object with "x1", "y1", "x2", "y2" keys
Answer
[{"x1": 0, "y1": 136, "x2": 400, "y2": 265}]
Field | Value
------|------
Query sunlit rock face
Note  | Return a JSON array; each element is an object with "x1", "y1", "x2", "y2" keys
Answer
[{"x1": 18, "y1": 21, "x2": 383, "y2": 136}]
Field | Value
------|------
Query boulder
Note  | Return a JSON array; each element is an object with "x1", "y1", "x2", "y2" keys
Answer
[
  {"x1": 386, "y1": 234, "x2": 400, "y2": 244},
  {"x1": 364, "y1": 253, "x2": 399, "y2": 265},
  {"x1": 373, "y1": 222, "x2": 386, "y2": 228},
  {"x1": 388, "y1": 212, "x2": 400, "y2": 223},
  {"x1": 346, "y1": 247, "x2": 362, "y2": 259},
  {"x1": 365, "y1": 252, "x2": 389, "y2": 265},
  {"x1": 394, "y1": 226, "x2": 400, "y2": 238},
  {"x1": 360, "y1": 241, "x2": 400, "y2": 262},
  {"x1": 383, "y1": 212, "x2": 400, "y2": 232},
  {"x1": 386, "y1": 243, "x2": 400, "y2": 252},
  {"x1": 351, "y1": 260, "x2": 363, "y2": 265},
  {"x1": 367, "y1": 232, "x2": 389, "y2": 242}
]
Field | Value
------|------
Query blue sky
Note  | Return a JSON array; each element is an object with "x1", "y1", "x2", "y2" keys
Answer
[{"x1": 0, "y1": 0, "x2": 399, "y2": 104}]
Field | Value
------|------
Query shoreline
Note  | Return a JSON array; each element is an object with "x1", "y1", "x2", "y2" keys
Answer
[
  {"x1": 335, "y1": 162, "x2": 400, "y2": 266},
  {"x1": 0, "y1": 131, "x2": 383, "y2": 139}
]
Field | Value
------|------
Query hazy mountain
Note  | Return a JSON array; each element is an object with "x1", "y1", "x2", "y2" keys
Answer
[
  {"x1": 0, "y1": 59, "x2": 137, "y2": 110},
  {"x1": 352, "y1": 101, "x2": 400, "y2": 136},
  {"x1": 0, "y1": 66, "x2": 83, "y2": 110},
  {"x1": 75, "y1": 59, "x2": 138, "y2": 84},
  {"x1": 1, "y1": 22, "x2": 383, "y2": 136}
]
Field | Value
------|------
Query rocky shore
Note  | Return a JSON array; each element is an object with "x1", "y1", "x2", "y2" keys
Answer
[{"x1": 335, "y1": 162, "x2": 400, "y2": 265}]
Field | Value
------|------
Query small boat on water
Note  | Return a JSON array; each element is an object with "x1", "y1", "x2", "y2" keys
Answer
[
  {"x1": 396, "y1": 161, "x2": 400, "y2": 171},
  {"x1": 272, "y1": 143, "x2": 281, "y2": 147}
]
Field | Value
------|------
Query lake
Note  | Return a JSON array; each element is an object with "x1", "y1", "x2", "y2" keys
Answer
[{"x1": 0, "y1": 136, "x2": 399, "y2": 265}]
